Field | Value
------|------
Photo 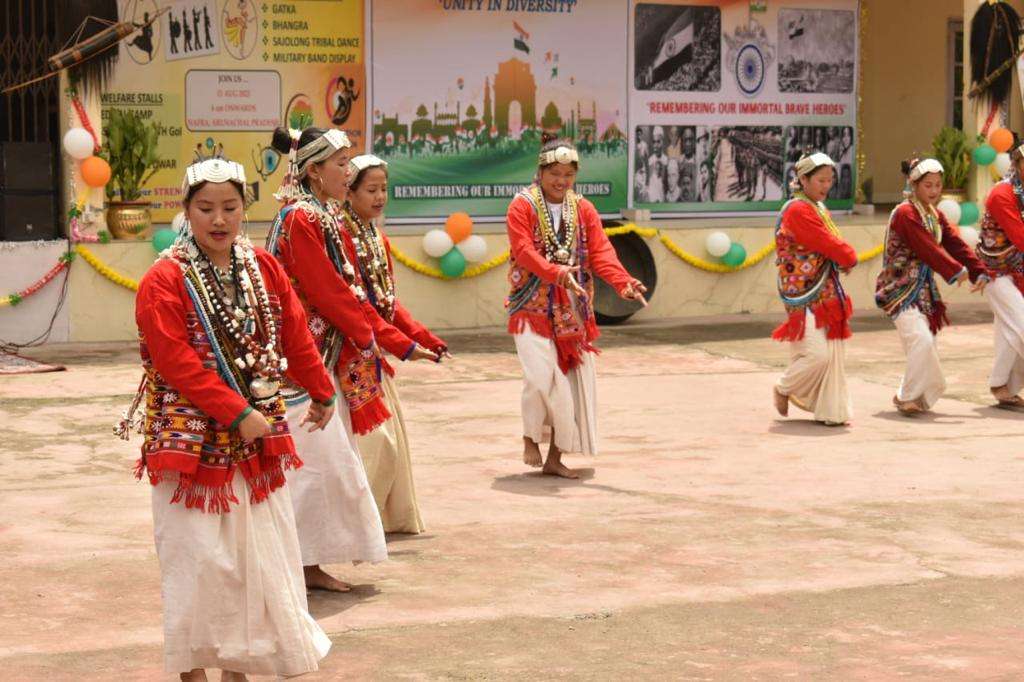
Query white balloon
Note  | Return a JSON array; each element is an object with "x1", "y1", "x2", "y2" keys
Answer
[
  {"x1": 423, "y1": 229, "x2": 454, "y2": 258},
  {"x1": 62, "y1": 127, "x2": 95, "y2": 160},
  {"x1": 455, "y1": 234, "x2": 488, "y2": 263},
  {"x1": 171, "y1": 212, "x2": 187, "y2": 233},
  {"x1": 705, "y1": 231, "x2": 731, "y2": 258},
  {"x1": 958, "y1": 225, "x2": 980, "y2": 248},
  {"x1": 936, "y1": 199, "x2": 961, "y2": 226},
  {"x1": 995, "y1": 152, "x2": 1012, "y2": 176}
]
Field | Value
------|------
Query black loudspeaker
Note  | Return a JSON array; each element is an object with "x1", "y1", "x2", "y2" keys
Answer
[
  {"x1": 0, "y1": 193, "x2": 59, "y2": 241},
  {"x1": 0, "y1": 142, "x2": 55, "y2": 191},
  {"x1": 594, "y1": 231, "x2": 658, "y2": 325}
]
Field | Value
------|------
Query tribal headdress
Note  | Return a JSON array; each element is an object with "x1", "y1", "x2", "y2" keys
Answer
[{"x1": 274, "y1": 127, "x2": 352, "y2": 202}]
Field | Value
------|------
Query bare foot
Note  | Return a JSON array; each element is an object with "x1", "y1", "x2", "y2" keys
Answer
[
  {"x1": 773, "y1": 386, "x2": 789, "y2": 416},
  {"x1": 221, "y1": 672, "x2": 248, "y2": 682},
  {"x1": 522, "y1": 437, "x2": 543, "y2": 468},
  {"x1": 304, "y1": 565, "x2": 352, "y2": 592},
  {"x1": 991, "y1": 385, "x2": 1024, "y2": 408},
  {"x1": 180, "y1": 670, "x2": 208, "y2": 682},
  {"x1": 542, "y1": 461, "x2": 580, "y2": 479}
]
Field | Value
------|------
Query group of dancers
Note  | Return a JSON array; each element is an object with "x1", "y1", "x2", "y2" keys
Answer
[
  {"x1": 123, "y1": 119, "x2": 1024, "y2": 678},
  {"x1": 124, "y1": 127, "x2": 643, "y2": 679},
  {"x1": 772, "y1": 139, "x2": 1024, "y2": 424}
]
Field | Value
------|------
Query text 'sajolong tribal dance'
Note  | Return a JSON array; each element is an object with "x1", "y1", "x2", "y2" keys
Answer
[{"x1": 115, "y1": 123, "x2": 1024, "y2": 678}]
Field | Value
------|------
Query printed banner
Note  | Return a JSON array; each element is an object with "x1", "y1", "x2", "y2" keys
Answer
[
  {"x1": 369, "y1": 0, "x2": 629, "y2": 219},
  {"x1": 629, "y1": 0, "x2": 858, "y2": 213},
  {"x1": 102, "y1": 0, "x2": 365, "y2": 222}
]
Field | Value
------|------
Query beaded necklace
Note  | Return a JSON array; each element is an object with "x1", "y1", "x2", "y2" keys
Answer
[
  {"x1": 299, "y1": 194, "x2": 367, "y2": 303},
  {"x1": 175, "y1": 236, "x2": 286, "y2": 403},
  {"x1": 529, "y1": 184, "x2": 579, "y2": 264},
  {"x1": 909, "y1": 197, "x2": 942, "y2": 242},
  {"x1": 342, "y1": 203, "x2": 396, "y2": 320}
]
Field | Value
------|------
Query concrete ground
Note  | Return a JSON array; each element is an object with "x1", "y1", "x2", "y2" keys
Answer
[{"x1": 3, "y1": 304, "x2": 1024, "y2": 681}]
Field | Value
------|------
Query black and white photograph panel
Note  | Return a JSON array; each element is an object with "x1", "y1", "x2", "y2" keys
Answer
[
  {"x1": 698, "y1": 126, "x2": 784, "y2": 202},
  {"x1": 634, "y1": 125, "x2": 701, "y2": 203},
  {"x1": 635, "y1": 4, "x2": 722, "y2": 91},
  {"x1": 777, "y1": 8, "x2": 855, "y2": 94},
  {"x1": 784, "y1": 125, "x2": 855, "y2": 199}
]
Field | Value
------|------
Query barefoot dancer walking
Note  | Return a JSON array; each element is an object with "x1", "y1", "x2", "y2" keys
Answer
[
  {"x1": 875, "y1": 157, "x2": 989, "y2": 414},
  {"x1": 506, "y1": 137, "x2": 647, "y2": 478},
  {"x1": 266, "y1": 126, "x2": 387, "y2": 592},
  {"x1": 124, "y1": 156, "x2": 334, "y2": 680}
]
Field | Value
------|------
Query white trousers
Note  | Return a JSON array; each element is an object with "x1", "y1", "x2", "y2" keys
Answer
[
  {"x1": 894, "y1": 307, "x2": 946, "y2": 409},
  {"x1": 513, "y1": 327, "x2": 598, "y2": 455},
  {"x1": 152, "y1": 476, "x2": 331, "y2": 676},
  {"x1": 986, "y1": 275, "x2": 1024, "y2": 394},
  {"x1": 284, "y1": 393, "x2": 387, "y2": 567},
  {"x1": 776, "y1": 309, "x2": 853, "y2": 424}
]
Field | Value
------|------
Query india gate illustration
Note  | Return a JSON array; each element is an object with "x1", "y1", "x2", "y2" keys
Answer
[{"x1": 373, "y1": 56, "x2": 615, "y2": 153}]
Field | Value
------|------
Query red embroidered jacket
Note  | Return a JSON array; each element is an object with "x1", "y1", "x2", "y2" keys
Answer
[
  {"x1": 978, "y1": 181, "x2": 1024, "y2": 289},
  {"x1": 506, "y1": 192, "x2": 637, "y2": 373},
  {"x1": 135, "y1": 249, "x2": 334, "y2": 512},
  {"x1": 773, "y1": 199, "x2": 858, "y2": 341},
  {"x1": 875, "y1": 202, "x2": 988, "y2": 333}
]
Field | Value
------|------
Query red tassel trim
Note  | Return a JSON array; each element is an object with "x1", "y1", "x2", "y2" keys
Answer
[
  {"x1": 927, "y1": 300, "x2": 949, "y2": 335},
  {"x1": 771, "y1": 297, "x2": 853, "y2": 342},
  {"x1": 349, "y1": 396, "x2": 391, "y2": 436},
  {"x1": 509, "y1": 312, "x2": 601, "y2": 375},
  {"x1": 771, "y1": 309, "x2": 807, "y2": 342}
]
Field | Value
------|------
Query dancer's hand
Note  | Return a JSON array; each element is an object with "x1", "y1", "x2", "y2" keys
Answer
[
  {"x1": 971, "y1": 276, "x2": 990, "y2": 294},
  {"x1": 301, "y1": 401, "x2": 335, "y2": 432},
  {"x1": 408, "y1": 344, "x2": 440, "y2": 362},
  {"x1": 558, "y1": 266, "x2": 587, "y2": 298},
  {"x1": 621, "y1": 280, "x2": 648, "y2": 307},
  {"x1": 238, "y1": 410, "x2": 272, "y2": 442},
  {"x1": 436, "y1": 347, "x2": 453, "y2": 361}
]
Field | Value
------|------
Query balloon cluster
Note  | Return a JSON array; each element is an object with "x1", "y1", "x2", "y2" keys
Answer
[
  {"x1": 422, "y1": 212, "x2": 488, "y2": 277},
  {"x1": 704, "y1": 231, "x2": 747, "y2": 267},
  {"x1": 936, "y1": 198, "x2": 980, "y2": 247},
  {"x1": 981, "y1": 127, "x2": 1015, "y2": 181},
  {"x1": 151, "y1": 212, "x2": 186, "y2": 253},
  {"x1": 62, "y1": 127, "x2": 110, "y2": 188}
]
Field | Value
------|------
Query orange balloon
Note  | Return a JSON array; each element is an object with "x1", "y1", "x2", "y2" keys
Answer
[
  {"x1": 990, "y1": 127, "x2": 1014, "y2": 154},
  {"x1": 81, "y1": 156, "x2": 111, "y2": 188},
  {"x1": 445, "y1": 211, "x2": 473, "y2": 243}
]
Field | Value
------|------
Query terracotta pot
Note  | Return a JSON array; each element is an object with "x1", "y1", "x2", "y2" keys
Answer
[{"x1": 106, "y1": 201, "x2": 153, "y2": 240}]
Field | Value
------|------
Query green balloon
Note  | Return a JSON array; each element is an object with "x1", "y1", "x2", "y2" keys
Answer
[
  {"x1": 973, "y1": 143, "x2": 997, "y2": 166},
  {"x1": 722, "y1": 242, "x2": 747, "y2": 267},
  {"x1": 959, "y1": 201, "x2": 979, "y2": 226},
  {"x1": 152, "y1": 227, "x2": 177, "y2": 253},
  {"x1": 439, "y1": 247, "x2": 467, "y2": 278}
]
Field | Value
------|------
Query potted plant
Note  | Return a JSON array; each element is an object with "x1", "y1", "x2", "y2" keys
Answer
[
  {"x1": 931, "y1": 126, "x2": 973, "y2": 201},
  {"x1": 101, "y1": 108, "x2": 160, "y2": 240}
]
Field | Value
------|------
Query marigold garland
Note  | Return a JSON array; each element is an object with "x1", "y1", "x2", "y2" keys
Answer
[
  {"x1": 389, "y1": 223, "x2": 885, "y2": 280},
  {"x1": 75, "y1": 245, "x2": 139, "y2": 292}
]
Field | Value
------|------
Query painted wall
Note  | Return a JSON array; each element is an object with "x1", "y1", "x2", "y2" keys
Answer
[
  {"x1": 0, "y1": 241, "x2": 71, "y2": 345},
  {"x1": 32, "y1": 217, "x2": 979, "y2": 343},
  {"x1": 861, "y1": 0, "x2": 1024, "y2": 203}
]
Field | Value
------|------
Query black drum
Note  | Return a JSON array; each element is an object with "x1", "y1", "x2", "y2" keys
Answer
[{"x1": 593, "y1": 231, "x2": 657, "y2": 325}]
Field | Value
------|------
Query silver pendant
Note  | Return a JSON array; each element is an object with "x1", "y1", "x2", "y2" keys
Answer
[
  {"x1": 554, "y1": 248, "x2": 570, "y2": 263},
  {"x1": 250, "y1": 377, "x2": 280, "y2": 399}
]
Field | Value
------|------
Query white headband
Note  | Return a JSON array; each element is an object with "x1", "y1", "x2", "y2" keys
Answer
[
  {"x1": 182, "y1": 158, "x2": 247, "y2": 194},
  {"x1": 539, "y1": 146, "x2": 579, "y2": 166},
  {"x1": 909, "y1": 158, "x2": 944, "y2": 182},
  {"x1": 347, "y1": 154, "x2": 388, "y2": 186},
  {"x1": 295, "y1": 128, "x2": 352, "y2": 178},
  {"x1": 795, "y1": 152, "x2": 835, "y2": 176}
]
